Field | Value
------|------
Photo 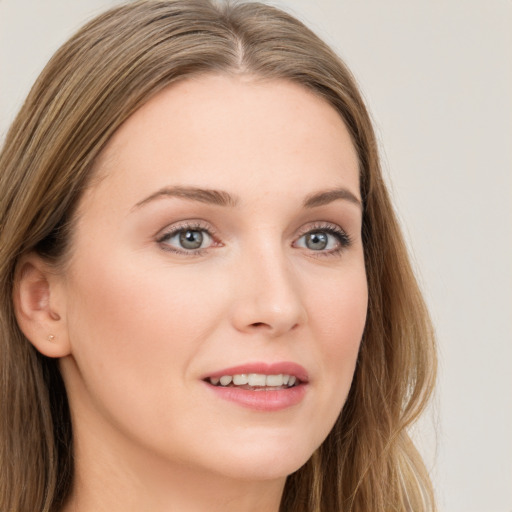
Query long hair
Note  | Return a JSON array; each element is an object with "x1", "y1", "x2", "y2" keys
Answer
[{"x1": 0, "y1": 1, "x2": 436, "y2": 511}]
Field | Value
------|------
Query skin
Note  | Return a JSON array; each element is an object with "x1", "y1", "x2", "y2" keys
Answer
[{"x1": 16, "y1": 75, "x2": 367, "y2": 512}]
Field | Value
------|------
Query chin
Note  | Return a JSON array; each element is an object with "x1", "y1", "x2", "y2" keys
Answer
[
  {"x1": 193, "y1": 434, "x2": 319, "y2": 482},
  {"x1": 215, "y1": 457, "x2": 309, "y2": 482}
]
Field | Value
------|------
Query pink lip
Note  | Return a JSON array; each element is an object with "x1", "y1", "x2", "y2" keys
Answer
[{"x1": 202, "y1": 361, "x2": 309, "y2": 412}]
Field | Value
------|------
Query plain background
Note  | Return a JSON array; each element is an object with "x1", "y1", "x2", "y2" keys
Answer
[{"x1": 1, "y1": 1, "x2": 511, "y2": 511}]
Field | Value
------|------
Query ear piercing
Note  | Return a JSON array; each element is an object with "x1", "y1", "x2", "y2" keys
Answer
[{"x1": 47, "y1": 334, "x2": 56, "y2": 342}]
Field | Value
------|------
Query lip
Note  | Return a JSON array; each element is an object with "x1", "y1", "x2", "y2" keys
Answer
[{"x1": 202, "y1": 361, "x2": 309, "y2": 412}]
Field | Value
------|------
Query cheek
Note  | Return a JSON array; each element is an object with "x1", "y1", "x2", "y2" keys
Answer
[
  {"x1": 63, "y1": 252, "x2": 226, "y2": 427},
  {"x1": 67, "y1": 250, "x2": 223, "y2": 350},
  {"x1": 304, "y1": 263, "x2": 367, "y2": 419},
  {"x1": 309, "y1": 260, "x2": 368, "y2": 352}
]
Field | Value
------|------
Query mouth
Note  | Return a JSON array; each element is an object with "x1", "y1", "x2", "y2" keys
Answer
[
  {"x1": 205, "y1": 373, "x2": 301, "y2": 390},
  {"x1": 202, "y1": 362, "x2": 308, "y2": 411}
]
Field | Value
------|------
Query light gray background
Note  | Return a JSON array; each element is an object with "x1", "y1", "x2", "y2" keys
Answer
[{"x1": 1, "y1": 1, "x2": 511, "y2": 511}]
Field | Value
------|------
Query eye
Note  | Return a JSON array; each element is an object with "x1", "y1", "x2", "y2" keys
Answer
[
  {"x1": 158, "y1": 223, "x2": 215, "y2": 254},
  {"x1": 294, "y1": 224, "x2": 351, "y2": 254},
  {"x1": 303, "y1": 232, "x2": 330, "y2": 251}
]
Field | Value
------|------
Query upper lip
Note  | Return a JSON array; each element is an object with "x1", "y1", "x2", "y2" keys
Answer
[{"x1": 203, "y1": 361, "x2": 309, "y2": 383}]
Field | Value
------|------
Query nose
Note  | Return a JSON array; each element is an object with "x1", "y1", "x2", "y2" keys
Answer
[{"x1": 230, "y1": 245, "x2": 308, "y2": 338}]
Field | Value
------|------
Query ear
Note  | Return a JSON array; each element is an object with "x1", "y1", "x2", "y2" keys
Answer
[{"x1": 13, "y1": 252, "x2": 71, "y2": 358}]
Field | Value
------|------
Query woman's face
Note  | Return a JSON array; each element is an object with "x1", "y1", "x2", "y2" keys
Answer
[{"x1": 58, "y1": 75, "x2": 367, "y2": 482}]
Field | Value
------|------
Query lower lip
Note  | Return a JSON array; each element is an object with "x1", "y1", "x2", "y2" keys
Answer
[{"x1": 205, "y1": 382, "x2": 307, "y2": 412}]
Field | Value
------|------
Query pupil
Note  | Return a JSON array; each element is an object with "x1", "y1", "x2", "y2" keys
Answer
[
  {"x1": 180, "y1": 230, "x2": 203, "y2": 249},
  {"x1": 306, "y1": 232, "x2": 328, "y2": 250}
]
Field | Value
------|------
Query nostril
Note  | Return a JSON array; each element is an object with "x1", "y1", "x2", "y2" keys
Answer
[{"x1": 250, "y1": 322, "x2": 268, "y2": 328}]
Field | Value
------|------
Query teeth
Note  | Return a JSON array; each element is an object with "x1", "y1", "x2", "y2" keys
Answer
[
  {"x1": 248, "y1": 373, "x2": 266, "y2": 386},
  {"x1": 219, "y1": 375, "x2": 232, "y2": 386},
  {"x1": 210, "y1": 373, "x2": 298, "y2": 388},
  {"x1": 233, "y1": 374, "x2": 248, "y2": 385},
  {"x1": 266, "y1": 374, "x2": 283, "y2": 386}
]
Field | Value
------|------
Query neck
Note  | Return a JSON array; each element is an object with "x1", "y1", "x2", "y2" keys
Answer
[{"x1": 63, "y1": 466, "x2": 285, "y2": 512}]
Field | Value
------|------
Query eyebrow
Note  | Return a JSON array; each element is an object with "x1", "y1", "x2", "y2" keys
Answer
[
  {"x1": 132, "y1": 186, "x2": 239, "y2": 210},
  {"x1": 303, "y1": 188, "x2": 362, "y2": 209},
  {"x1": 132, "y1": 185, "x2": 362, "y2": 211}
]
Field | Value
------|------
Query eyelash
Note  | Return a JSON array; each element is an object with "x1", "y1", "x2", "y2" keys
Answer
[{"x1": 156, "y1": 221, "x2": 352, "y2": 257}]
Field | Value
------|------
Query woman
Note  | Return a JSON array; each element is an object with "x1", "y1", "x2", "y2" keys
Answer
[{"x1": 0, "y1": 1, "x2": 437, "y2": 511}]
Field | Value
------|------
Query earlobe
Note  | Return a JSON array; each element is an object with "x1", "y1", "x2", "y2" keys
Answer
[{"x1": 13, "y1": 253, "x2": 70, "y2": 358}]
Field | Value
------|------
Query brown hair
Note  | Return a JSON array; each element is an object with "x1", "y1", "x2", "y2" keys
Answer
[{"x1": 0, "y1": 1, "x2": 436, "y2": 510}]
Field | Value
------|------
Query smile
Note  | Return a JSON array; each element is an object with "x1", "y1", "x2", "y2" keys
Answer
[
  {"x1": 207, "y1": 373, "x2": 299, "y2": 389},
  {"x1": 203, "y1": 362, "x2": 308, "y2": 411}
]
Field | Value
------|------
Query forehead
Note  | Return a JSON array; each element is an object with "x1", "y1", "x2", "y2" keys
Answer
[{"x1": 87, "y1": 74, "x2": 360, "y2": 209}]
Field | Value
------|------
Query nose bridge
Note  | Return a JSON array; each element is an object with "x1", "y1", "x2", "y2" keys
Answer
[{"x1": 231, "y1": 235, "x2": 307, "y2": 336}]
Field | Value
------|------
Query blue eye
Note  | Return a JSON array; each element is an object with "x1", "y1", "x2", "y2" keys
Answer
[
  {"x1": 159, "y1": 227, "x2": 213, "y2": 252},
  {"x1": 295, "y1": 226, "x2": 350, "y2": 253},
  {"x1": 303, "y1": 232, "x2": 330, "y2": 250}
]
